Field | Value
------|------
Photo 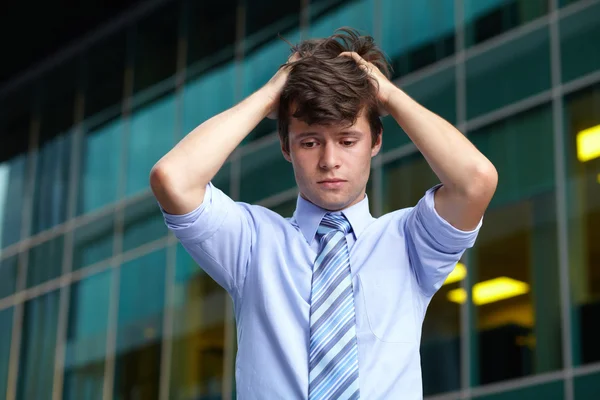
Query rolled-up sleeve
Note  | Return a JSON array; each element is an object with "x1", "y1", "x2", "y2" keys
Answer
[
  {"x1": 403, "y1": 184, "x2": 482, "y2": 297},
  {"x1": 160, "y1": 182, "x2": 255, "y2": 299}
]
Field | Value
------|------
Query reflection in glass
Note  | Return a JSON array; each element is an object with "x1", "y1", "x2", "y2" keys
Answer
[
  {"x1": 383, "y1": 153, "x2": 460, "y2": 396},
  {"x1": 79, "y1": 117, "x2": 123, "y2": 215},
  {"x1": 0, "y1": 255, "x2": 19, "y2": 299},
  {"x1": 564, "y1": 84, "x2": 600, "y2": 366},
  {"x1": 31, "y1": 132, "x2": 72, "y2": 235},
  {"x1": 0, "y1": 307, "x2": 12, "y2": 398},
  {"x1": 17, "y1": 290, "x2": 60, "y2": 400},
  {"x1": 468, "y1": 104, "x2": 562, "y2": 385},
  {"x1": 465, "y1": 25, "x2": 551, "y2": 119},
  {"x1": 27, "y1": 235, "x2": 64, "y2": 289},
  {"x1": 126, "y1": 93, "x2": 176, "y2": 196},
  {"x1": 64, "y1": 271, "x2": 111, "y2": 400},
  {"x1": 114, "y1": 248, "x2": 167, "y2": 400},
  {"x1": 240, "y1": 141, "x2": 295, "y2": 204},
  {"x1": 169, "y1": 244, "x2": 226, "y2": 399}
]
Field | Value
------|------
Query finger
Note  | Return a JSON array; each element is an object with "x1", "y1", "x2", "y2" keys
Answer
[
  {"x1": 339, "y1": 51, "x2": 364, "y2": 64},
  {"x1": 288, "y1": 52, "x2": 301, "y2": 63}
]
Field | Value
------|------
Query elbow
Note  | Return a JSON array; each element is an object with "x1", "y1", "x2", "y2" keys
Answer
[
  {"x1": 149, "y1": 161, "x2": 175, "y2": 197},
  {"x1": 467, "y1": 161, "x2": 498, "y2": 201}
]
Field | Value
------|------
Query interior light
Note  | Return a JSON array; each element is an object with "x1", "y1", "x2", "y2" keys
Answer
[
  {"x1": 447, "y1": 277, "x2": 529, "y2": 306},
  {"x1": 577, "y1": 124, "x2": 600, "y2": 162},
  {"x1": 443, "y1": 262, "x2": 467, "y2": 285},
  {"x1": 597, "y1": 173, "x2": 600, "y2": 184}
]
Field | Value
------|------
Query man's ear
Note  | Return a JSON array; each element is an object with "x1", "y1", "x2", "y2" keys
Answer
[
  {"x1": 371, "y1": 128, "x2": 383, "y2": 158},
  {"x1": 281, "y1": 141, "x2": 292, "y2": 162}
]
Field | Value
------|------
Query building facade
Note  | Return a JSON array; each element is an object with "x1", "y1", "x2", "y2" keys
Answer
[{"x1": 0, "y1": 0, "x2": 599, "y2": 399}]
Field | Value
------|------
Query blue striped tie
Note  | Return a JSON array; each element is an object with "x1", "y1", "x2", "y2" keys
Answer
[{"x1": 308, "y1": 213, "x2": 360, "y2": 400}]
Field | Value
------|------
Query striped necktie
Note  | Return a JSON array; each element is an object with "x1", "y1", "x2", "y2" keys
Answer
[{"x1": 308, "y1": 213, "x2": 360, "y2": 400}]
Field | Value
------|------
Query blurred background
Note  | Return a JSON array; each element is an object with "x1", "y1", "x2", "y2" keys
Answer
[{"x1": 0, "y1": 0, "x2": 599, "y2": 399}]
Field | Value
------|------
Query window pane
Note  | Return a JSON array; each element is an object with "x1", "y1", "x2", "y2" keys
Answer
[
  {"x1": 123, "y1": 196, "x2": 168, "y2": 253},
  {"x1": 64, "y1": 270, "x2": 111, "y2": 400},
  {"x1": 126, "y1": 92, "x2": 176, "y2": 197},
  {"x1": 182, "y1": 64, "x2": 236, "y2": 139},
  {"x1": 114, "y1": 248, "x2": 166, "y2": 400},
  {"x1": 78, "y1": 117, "x2": 123, "y2": 215},
  {"x1": 380, "y1": 0, "x2": 455, "y2": 78},
  {"x1": 310, "y1": 0, "x2": 373, "y2": 39},
  {"x1": 240, "y1": 141, "x2": 295, "y2": 203},
  {"x1": 269, "y1": 199, "x2": 298, "y2": 218},
  {"x1": 464, "y1": 0, "x2": 549, "y2": 47},
  {"x1": 245, "y1": 0, "x2": 300, "y2": 50},
  {"x1": 0, "y1": 154, "x2": 27, "y2": 250},
  {"x1": 468, "y1": 105, "x2": 562, "y2": 386},
  {"x1": 0, "y1": 255, "x2": 19, "y2": 299},
  {"x1": 133, "y1": 1, "x2": 179, "y2": 93},
  {"x1": 84, "y1": 30, "x2": 127, "y2": 119},
  {"x1": 466, "y1": 25, "x2": 551, "y2": 119},
  {"x1": 186, "y1": 0, "x2": 236, "y2": 69},
  {"x1": 17, "y1": 290, "x2": 60, "y2": 400},
  {"x1": 27, "y1": 235, "x2": 64, "y2": 289},
  {"x1": 383, "y1": 153, "x2": 461, "y2": 396},
  {"x1": 0, "y1": 307, "x2": 12, "y2": 398},
  {"x1": 383, "y1": 66, "x2": 456, "y2": 153},
  {"x1": 560, "y1": 1, "x2": 600, "y2": 83},
  {"x1": 73, "y1": 214, "x2": 115, "y2": 271},
  {"x1": 31, "y1": 132, "x2": 73, "y2": 235},
  {"x1": 169, "y1": 244, "x2": 226, "y2": 399},
  {"x1": 472, "y1": 379, "x2": 564, "y2": 400},
  {"x1": 574, "y1": 371, "x2": 600, "y2": 400},
  {"x1": 563, "y1": 84, "x2": 600, "y2": 366}
]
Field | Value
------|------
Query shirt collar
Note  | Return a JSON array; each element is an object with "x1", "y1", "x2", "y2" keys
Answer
[{"x1": 292, "y1": 193, "x2": 374, "y2": 245}]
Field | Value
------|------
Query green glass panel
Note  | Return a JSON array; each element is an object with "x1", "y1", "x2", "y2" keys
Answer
[{"x1": 560, "y1": 2, "x2": 600, "y2": 83}]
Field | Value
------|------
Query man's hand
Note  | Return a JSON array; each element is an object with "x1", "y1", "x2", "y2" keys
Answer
[
  {"x1": 264, "y1": 52, "x2": 300, "y2": 119},
  {"x1": 339, "y1": 51, "x2": 397, "y2": 115}
]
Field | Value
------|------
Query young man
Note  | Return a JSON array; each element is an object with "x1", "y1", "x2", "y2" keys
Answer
[{"x1": 151, "y1": 29, "x2": 497, "y2": 399}]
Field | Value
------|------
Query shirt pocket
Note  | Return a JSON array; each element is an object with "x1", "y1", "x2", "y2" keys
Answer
[{"x1": 357, "y1": 268, "x2": 418, "y2": 344}]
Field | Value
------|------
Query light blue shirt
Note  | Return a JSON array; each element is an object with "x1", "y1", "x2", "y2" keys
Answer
[{"x1": 160, "y1": 182, "x2": 481, "y2": 399}]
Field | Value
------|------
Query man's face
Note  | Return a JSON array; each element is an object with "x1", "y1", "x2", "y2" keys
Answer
[{"x1": 282, "y1": 111, "x2": 382, "y2": 211}]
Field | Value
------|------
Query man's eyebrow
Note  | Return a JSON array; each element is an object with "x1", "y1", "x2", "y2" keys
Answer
[
  {"x1": 292, "y1": 131, "x2": 320, "y2": 140},
  {"x1": 338, "y1": 130, "x2": 364, "y2": 137}
]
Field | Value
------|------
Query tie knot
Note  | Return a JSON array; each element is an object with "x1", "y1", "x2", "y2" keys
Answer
[{"x1": 317, "y1": 213, "x2": 352, "y2": 237}]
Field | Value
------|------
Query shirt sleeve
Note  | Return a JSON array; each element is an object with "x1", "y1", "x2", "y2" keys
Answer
[
  {"x1": 159, "y1": 182, "x2": 255, "y2": 299},
  {"x1": 403, "y1": 183, "x2": 482, "y2": 297}
]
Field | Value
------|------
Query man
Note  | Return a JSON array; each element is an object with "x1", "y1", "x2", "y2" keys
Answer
[{"x1": 150, "y1": 28, "x2": 497, "y2": 399}]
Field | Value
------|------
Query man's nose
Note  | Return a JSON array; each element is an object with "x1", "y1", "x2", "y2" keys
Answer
[{"x1": 319, "y1": 144, "x2": 341, "y2": 170}]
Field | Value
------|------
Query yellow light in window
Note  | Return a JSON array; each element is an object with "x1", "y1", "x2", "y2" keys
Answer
[
  {"x1": 443, "y1": 262, "x2": 467, "y2": 285},
  {"x1": 577, "y1": 124, "x2": 600, "y2": 162},
  {"x1": 447, "y1": 277, "x2": 529, "y2": 306},
  {"x1": 597, "y1": 173, "x2": 600, "y2": 184}
]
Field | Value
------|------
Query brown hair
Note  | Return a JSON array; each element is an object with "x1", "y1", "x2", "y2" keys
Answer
[{"x1": 278, "y1": 27, "x2": 391, "y2": 153}]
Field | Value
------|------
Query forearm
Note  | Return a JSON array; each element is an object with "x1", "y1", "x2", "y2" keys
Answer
[
  {"x1": 151, "y1": 86, "x2": 275, "y2": 214},
  {"x1": 386, "y1": 87, "x2": 496, "y2": 196}
]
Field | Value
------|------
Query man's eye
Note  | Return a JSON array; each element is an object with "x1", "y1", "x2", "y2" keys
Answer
[
  {"x1": 342, "y1": 141, "x2": 355, "y2": 146},
  {"x1": 302, "y1": 142, "x2": 317, "y2": 148}
]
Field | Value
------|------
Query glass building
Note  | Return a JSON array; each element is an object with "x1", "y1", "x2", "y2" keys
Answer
[{"x1": 0, "y1": 0, "x2": 599, "y2": 398}]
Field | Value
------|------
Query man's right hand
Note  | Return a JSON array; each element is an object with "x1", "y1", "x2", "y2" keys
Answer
[{"x1": 264, "y1": 52, "x2": 300, "y2": 120}]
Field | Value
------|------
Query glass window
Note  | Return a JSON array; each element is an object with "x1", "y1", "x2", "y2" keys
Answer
[
  {"x1": 309, "y1": 0, "x2": 373, "y2": 39},
  {"x1": 467, "y1": 104, "x2": 562, "y2": 386},
  {"x1": 182, "y1": 64, "x2": 236, "y2": 140},
  {"x1": 133, "y1": 1, "x2": 180, "y2": 94},
  {"x1": 472, "y1": 379, "x2": 564, "y2": 400},
  {"x1": 0, "y1": 307, "x2": 12, "y2": 398},
  {"x1": 27, "y1": 235, "x2": 64, "y2": 289},
  {"x1": 574, "y1": 371, "x2": 600, "y2": 399},
  {"x1": 270, "y1": 199, "x2": 298, "y2": 218},
  {"x1": 123, "y1": 195, "x2": 168, "y2": 253},
  {"x1": 114, "y1": 248, "x2": 167, "y2": 400},
  {"x1": 240, "y1": 141, "x2": 295, "y2": 203},
  {"x1": 380, "y1": 0, "x2": 455, "y2": 78},
  {"x1": 31, "y1": 131, "x2": 73, "y2": 235},
  {"x1": 83, "y1": 30, "x2": 127, "y2": 119},
  {"x1": 73, "y1": 214, "x2": 115, "y2": 271},
  {"x1": 0, "y1": 86, "x2": 32, "y2": 249},
  {"x1": 464, "y1": 0, "x2": 549, "y2": 47},
  {"x1": 383, "y1": 65, "x2": 456, "y2": 153},
  {"x1": 560, "y1": 1, "x2": 600, "y2": 84},
  {"x1": 245, "y1": 0, "x2": 301, "y2": 52},
  {"x1": 186, "y1": 0, "x2": 236, "y2": 69},
  {"x1": 563, "y1": 84, "x2": 600, "y2": 367},
  {"x1": 64, "y1": 270, "x2": 112, "y2": 400},
  {"x1": 126, "y1": 92, "x2": 176, "y2": 197},
  {"x1": 169, "y1": 244, "x2": 226, "y2": 399},
  {"x1": 383, "y1": 153, "x2": 462, "y2": 396},
  {"x1": 0, "y1": 255, "x2": 19, "y2": 299},
  {"x1": 17, "y1": 290, "x2": 60, "y2": 400},
  {"x1": 78, "y1": 117, "x2": 123, "y2": 215},
  {"x1": 465, "y1": 25, "x2": 551, "y2": 119}
]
